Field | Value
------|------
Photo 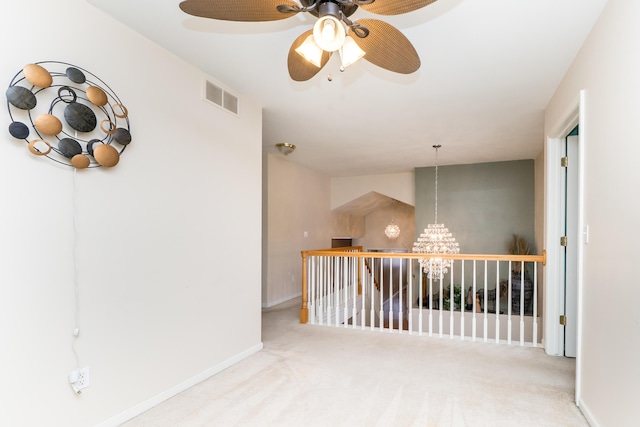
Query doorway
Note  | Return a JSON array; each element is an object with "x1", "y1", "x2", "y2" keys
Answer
[
  {"x1": 544, "y1": 90, "x2": 586, "y2": 404},
  {"x1": 562, "y1": 126, "x2": 579, "y2": 358}
]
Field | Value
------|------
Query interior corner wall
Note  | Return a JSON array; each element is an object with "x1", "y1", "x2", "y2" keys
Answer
[
  {"x1": 0, "y1": 1, "x2": 262, "y2": 426},
  {"x1": 534, "y1": 150, "x2": 545, "y2": 335},
  {"x1": 264, "y1": 154, "x2": 331, "y2": 307},
  {"x1": 544, "y1": 0, "x2": 639, "y2": 425},
  {"x1": 415, "y1": 160, "x2": 536, "y2": 254}
]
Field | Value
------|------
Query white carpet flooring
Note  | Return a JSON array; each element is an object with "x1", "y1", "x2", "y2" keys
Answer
[{"x1": 123, "y1": 299, "x2": 588, "y2": 426}]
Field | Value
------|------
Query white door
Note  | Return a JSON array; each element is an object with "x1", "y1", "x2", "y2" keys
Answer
[{"x1": 562, "y1": 130, "x2": 579, "y2": 357}]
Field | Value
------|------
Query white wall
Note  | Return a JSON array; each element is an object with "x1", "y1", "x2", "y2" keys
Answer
[
  {"x1": 264, "y1": 154, "x2": 332, "y2": 307},
  {"x1": 331, "y1": 172, "x2": 415, "y2": 210},
  {"x1": 0, "y1": 1, "x2": 262, "y2": 425},
  {"x1": 545, "y1": 1, "x2": 639, "y2": 425}
]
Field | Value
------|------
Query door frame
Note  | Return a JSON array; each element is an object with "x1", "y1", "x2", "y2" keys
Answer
[{"x1": 544, "y1": 90, "x2": 586, "y2": 402}]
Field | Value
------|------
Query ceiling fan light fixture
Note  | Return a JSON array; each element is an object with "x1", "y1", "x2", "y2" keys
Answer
[
  {"x1": 313, "y1": 2, "x2": 345, "y2": 52},
  {"x1": 295, "y1": 35, "x2": 324, "y2": 68},
  {"x1": 339, "y1": 35, "x2": 366, "y2": 69}
]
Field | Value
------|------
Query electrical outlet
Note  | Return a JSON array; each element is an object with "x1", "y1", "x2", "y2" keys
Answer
[
  {"x1": 69, "y1": 367, "x2": 90, "y2": 393},
  {"x1": 77, "y1": 367, "x2": 90, "y2": 389}
]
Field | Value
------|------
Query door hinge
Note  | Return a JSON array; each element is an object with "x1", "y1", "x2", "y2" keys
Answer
[
  {"x1": 559, "y1": 315, "x2": 567, "y2": 326},
  {"x1": 561, "y1": 157, "x2": 569, "y2": 167},
  {"x1": 560, "y1": 236, "x2": 568, "y2": 246}
]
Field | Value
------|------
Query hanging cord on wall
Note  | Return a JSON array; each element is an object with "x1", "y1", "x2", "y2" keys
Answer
[{"x1": 71, "y1": 166, "x2": 81, "y2": 370}]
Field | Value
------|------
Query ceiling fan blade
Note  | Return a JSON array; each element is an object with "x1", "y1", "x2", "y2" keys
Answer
[
  {"x1": 360, "y1": 0, "x2": 438, "y2": 16},
  {"x1": 179, "y1": 0, "x2": 300, "y2": 22},
  {"x1": 351, "y1": 19, "x2": 420, "y2": 74},
  {"x1": 288, "y1": 30, "x2": 332, "y2": 82}
]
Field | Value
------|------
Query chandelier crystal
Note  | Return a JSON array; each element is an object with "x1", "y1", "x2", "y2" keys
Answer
[{"x1": 413, "y1": 145, "x2": 460, "y2": 280}]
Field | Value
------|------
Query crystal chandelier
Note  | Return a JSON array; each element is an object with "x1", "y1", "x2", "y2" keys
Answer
[
  {"x1": 413, "y1": 145, "x2": 460, "y2": 280},
  {"x1": 384, "y1": 222, "x2": 400, "y2": 239},
  {"x1": 384, "y1": 199, "x2": 400, "y2": 239}
]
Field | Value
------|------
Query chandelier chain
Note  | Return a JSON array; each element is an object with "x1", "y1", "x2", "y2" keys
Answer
[{"x1": 433, "y1": 144, "x2": 440, "y2": 224}]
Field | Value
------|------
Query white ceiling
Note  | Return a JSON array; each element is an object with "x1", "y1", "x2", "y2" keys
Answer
[{"x1": 88, "y1": 0, "x2": 607, "y2": 177}]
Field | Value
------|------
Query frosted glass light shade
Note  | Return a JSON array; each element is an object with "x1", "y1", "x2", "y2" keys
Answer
[
  {"x1": 313, "y1": 15, "x2": 346, "y2": 52},
  {"x1": 295, "y1": 35, "x2": 324, "y2": 68},
  {"x1": 339, "y1": 36, "x2": 366, "y2": 68}
]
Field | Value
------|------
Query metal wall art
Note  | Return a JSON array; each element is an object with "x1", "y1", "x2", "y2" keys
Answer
[{"x1": 6, "y1": 61, "x2": 131, "y2": 169}]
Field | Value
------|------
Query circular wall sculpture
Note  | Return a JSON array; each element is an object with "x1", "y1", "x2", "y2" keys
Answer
[{"x1": 6, "y1": 61, "x2": 131, "y2": 169}]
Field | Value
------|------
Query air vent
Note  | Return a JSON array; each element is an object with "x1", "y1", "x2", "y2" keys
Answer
[{"x1": 204, "y1": 79, "x2": 239, "y2": 116}]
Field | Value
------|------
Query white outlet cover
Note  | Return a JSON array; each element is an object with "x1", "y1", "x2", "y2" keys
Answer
[{"x1": 78, "y1": 367, "x2": 90, "y2": 389}]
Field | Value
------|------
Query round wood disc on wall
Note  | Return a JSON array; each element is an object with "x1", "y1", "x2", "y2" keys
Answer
[
  {"x1": 93, "y1": 144, "x2": 120, "y2": 167},
  {"x1": 34, "y1": 114, "x2": 63, "y2": 136},
  {"x1": 23, "y1": 63, "x2": 53, "y2": 88},
  {"x1": 71, "y1": 154, "x2": 91, "y2": 169},
  {"x1": 87, "y1": 86, "x2": 108, "y2": 106}
]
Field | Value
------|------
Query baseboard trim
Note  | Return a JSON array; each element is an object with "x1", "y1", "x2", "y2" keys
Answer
[
  {"x1": 262, "y1": 293, "x2": 301, "y2": 308},
  {"x1": 95, "y1": 342, "x2": 264, "y2": 427},
  {"x1": 577, "y1": 397, "x2": 599, "y2": 427}
]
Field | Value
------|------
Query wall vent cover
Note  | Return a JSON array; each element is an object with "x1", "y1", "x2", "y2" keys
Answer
[{"x1": 204, "y1": 79, "x2": 239, "y2": 116}]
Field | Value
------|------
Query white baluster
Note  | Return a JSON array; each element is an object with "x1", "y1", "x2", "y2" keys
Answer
[
  {"x1": 370, "y1": 257, "x2": 375, "y2": 331},
  {"x1": 352, "y1": 256, "x2": 357, "y2": 329},
  {"x1": 449, "y1": 265, "x2": 454, "y2": 339},
  {"x1": 438, "y1": 262, "x2": 443, "y2": 338},
  {"x1": 428, "y1": 266, "x2": 433, "y2": 337},
  {"x1": 408, "y1": 260, "x2": 413, "y2": 335},
  {"x1": 507, "y1": 260, "x2": 512, "y2": 345},
  {"x1": 520, "y1": 260, "x2": 525, "y2": 346},
  {"x1": 307, "y1": 256, "x2": 318, "y2": 325},
  {"x1": 483, "y1": 260, "x2": 488, "y2": 343},
  {"x1": 472, "y1": 260, "x2": 477, "y2": 342},
  {"x1": 418, "y1": 267, "x2": 423, "y2": 336},
  {"x1": 533, "y1": 262, "x2": 538, "y2": 347},
  {"x1": 389, "y1": 257, "x2": 394, "y2": 331},
  {"x1": 399, "y1": 259, "x2": 404, "y2": 334},
  {"x1": 460, "y1": 260, "x2": 465, "y2": 340},
  {"x1": 495, "y1": 260, "x2": 500, "y2": 343}
]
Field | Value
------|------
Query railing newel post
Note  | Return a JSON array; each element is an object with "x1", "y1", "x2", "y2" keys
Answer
[{"x1": 300, "y1": 252, "x2": 309, "y2": 324}]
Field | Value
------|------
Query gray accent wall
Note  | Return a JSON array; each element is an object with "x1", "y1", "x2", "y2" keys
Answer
[{"x1": 415, "y1": 160, "x2": 535, "y2": 255}]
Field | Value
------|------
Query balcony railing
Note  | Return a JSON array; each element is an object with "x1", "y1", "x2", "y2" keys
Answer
[{"x1": 300, "y1": 247, "x2": 546, "y2": 347}]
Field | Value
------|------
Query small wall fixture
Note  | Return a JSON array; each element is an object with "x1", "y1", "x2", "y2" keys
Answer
[{"x1": 276, "y1": 143, "x2": 296, "y2": 156}]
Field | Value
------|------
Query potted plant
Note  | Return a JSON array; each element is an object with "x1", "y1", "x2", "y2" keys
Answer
[
  {"x1": 506, "y1": 234, "x2": 534, "y2": 314},
  {"x1": 507, "y1": 234, "x2": 531, "y2": 279},
  {"x1": 442, "y1": 285, "x2": 462, "y2": 311}
]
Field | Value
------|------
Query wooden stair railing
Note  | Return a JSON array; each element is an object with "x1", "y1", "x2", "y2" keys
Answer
[
  {"x1": 301, "y1": 250, "x2": 547, "y2": 325},
  {"x1": 300, "y1": 246, "x2": 363, "y2": 324}
]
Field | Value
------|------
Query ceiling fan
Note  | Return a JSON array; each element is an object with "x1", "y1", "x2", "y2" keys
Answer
[{"x1": 178, "y1": 0, "x2": 438, "y2": 81}]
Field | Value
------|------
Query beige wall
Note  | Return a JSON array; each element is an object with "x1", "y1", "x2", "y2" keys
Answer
[
  {"x1": 331, "y1": 172, "x2": 415, "y2": 209},
  {"x1": 0, "y1": 1, "x2": 262, "y2": 425},
  {"x1": 264, "y1": 154, "x2": 332, "y2": 307},
  {"x1": 355, "y1": 202, "x2": 415, "y2": 251},
  {"x1": 545, "y1": 1, "x2": 639, "y2": 425}
]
